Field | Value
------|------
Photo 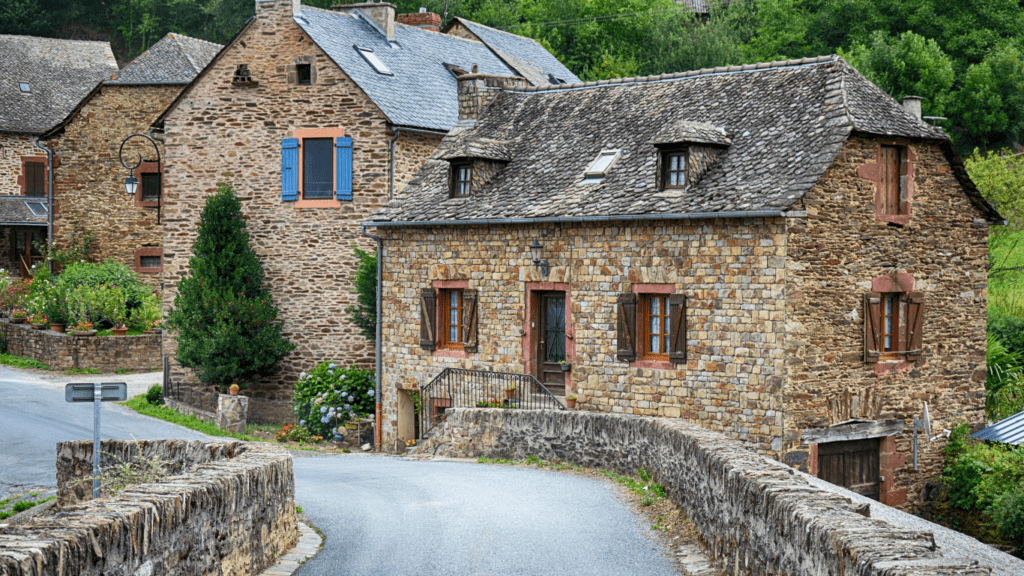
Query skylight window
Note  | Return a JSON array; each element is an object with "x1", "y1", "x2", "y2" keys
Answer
[
  {"x1": 24, "y1": 201, "x2": 47, "y2": 216},
  {"x1": 584, "y1": 150, "x2": 620, "y2": 178},
  {"x1": 19, "y1": 82, "x2": 30, "y2": 93},
  {"x1": 356, "y1": 47, "x2": 392, "y2": 75}
]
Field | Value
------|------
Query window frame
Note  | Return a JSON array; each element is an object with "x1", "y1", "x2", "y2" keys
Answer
[
  {"x1": 297, "y1": 63, "x2": 312, "y2": 85},
  {"x1": 661, "y1": 149, "x2": 688, "y2": 189},
  {"x1": 451, "y1": 162, "x2": 473, "y2": 198},
  {"x1": 438, "y1": 288, "x2": 468, "y2": 350},
  {"x1": 19, "y1": 157, "x2": 47, "y2": 197},
  {"x1": 356, "y1": 47, "x2": 393, "y2": 75},
  {"x1": 584, "y1": 149, "x2": 621, "y2": 179},
  {"x1": 134, "y1": 247, "x2": 163, "y2": 274},
  {"x1": 859, "y1": 141, "x2": 915, "y2": 226},
  {"x1": 638, "y1": 293, "x2": 671, "y2": 361},
  {"x1": 302, "y1": 137, "x2": 335, "y2": 200},
  {"x1": 133, "y1": 161, "x2": 161, "y2": 208},
  {"x1": 878, "y1": 293, "x2": 900, "y2": 359},
  {"x1": 292, "y1": 128, "x2": 347, "y2": 208}
]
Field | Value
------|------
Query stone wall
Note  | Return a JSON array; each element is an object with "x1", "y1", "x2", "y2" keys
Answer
[
  {"x1": 419, "y1": 409, "x2": 990, "y2": 576},
  {"x1": 0, "y1": 320, "x2": 161, "y2": 372},
  {"x1": 376, "y1": 218, "x2": 788, "y2": 452},
  {"x1": 161, "y1": 0, "x2": 441, "y2": 423},
  {"x1": 781, "y1": 137, "x2": 990, "y2": 509},
  {"x1": 44, "y1": 84, "x2": 180, "y2": 288},
  {"x1": 0, "y1": 132, "x2": 44, "y2": 197},
  {"x1": 1, "y1": 439, "x2": 296, "y2": 575}
]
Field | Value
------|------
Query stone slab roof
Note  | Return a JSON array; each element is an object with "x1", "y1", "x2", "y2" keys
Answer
[
  {"x1": 0, "y1": 35, "x2": 118, "y2": 133},
  {"x1": 369, "y1": 56, "x2": 1000, "y2": 224},
  {"x1": 297, "y1": 7, "x2": 524, "y2": 131},
  {"x1": 650, "y1": 120, "x2": 730, "y2": 146},
  {"x1": 439, "y1": 138, "x2": 514, "y2": 162},
  {"x1": 0, "y1": 196, "x2": 48, "y2": 225},
  {"x1": 445, "y1": 18, "x2": 581, "y2": 86},
  {"x1": 109, "y1": 33, "x2": 222, "y2": 84}
]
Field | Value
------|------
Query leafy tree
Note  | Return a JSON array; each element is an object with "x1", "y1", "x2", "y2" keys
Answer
[
  {"x1": 345, "y1": 247, "x2": 377, "y2": 342},
  {"x1": 952, "y1": 44, "x2": 1024, "y2": 152},
  {"x1": 166, "y1": 182, "x2": 294, "y2": 390},
  {"x1": 965, "y1": 148, "x2": 1024, "y2": 234},
  {"x1": 643, "y1": 2, "x2": 744, "y2": 73}
]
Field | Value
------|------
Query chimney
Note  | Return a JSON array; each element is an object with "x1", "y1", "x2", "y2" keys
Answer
[
  {"x1": 902, "y1": 95, "x2": 923, "y2": 121},
  {"x1": 255, "y1": 0, "x2": 301, "y2": 17},
  {"x1": 332, "y1": 2, "x2": 396, "y2": 41},
  {"x1": 457, "y1": 69, "x2": 528, "y2": 124},
  {"x1": 396, "y1": 7, "x2": 442, "y2": 32}
]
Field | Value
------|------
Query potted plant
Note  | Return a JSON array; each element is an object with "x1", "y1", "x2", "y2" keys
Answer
[
  {"x1": 504, "y1": 384, "x2": 516, "y2": 399},
  {"x1": 565, "y1": 395, "x2": 577, "y2": 409},
  {"x1": 10, "y1": 308, "x2": 26, "y2": 324},
  {"x1": 559, "y1": 360, "x2": 571, "y2": 372},
  {"x1": 228, "y1": 384, "x2": 240, "y2": 396},
  {"x1": 28, "y1": 313, "x2": 47, "y2": 330},
  {"x1": 152, "y1": 319, "x2": 163, "y2": 334},
  {"x1": 69, "y1": 321, "x2": 96, "y2": 337},
  {"x1": 134, "y1": 293, "x2": 162, "y2": 334}
]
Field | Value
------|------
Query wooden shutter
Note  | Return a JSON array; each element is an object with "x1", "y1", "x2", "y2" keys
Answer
[
  {"x1": 281, "y1": 138, "x2": 299, "y2": 201},
  {"x1": 419, "y1": 288, "x2": 437, "y2": 351},
  {"x1": 463, "y1": 289, "x2": 479, "y2": 353},
  {"x1": 336, "y1": 137, "x2": 353, "y2": 201},
  {"x1": 616, "y1": 293, "x2": 637, "y2": 362},
  {"x1": 898, "y1": 147, "x2": 910, "y2": 215},
  {"x1": 880, "y1": 146, "x2": 899, "y2": 215},
  {"x1": 668, "y1": 293, "x2": 687, "y2": 364},
  {"x1": 905, "y1": 292, "x2": 924, "y2": 360},
  {"x1": 863, "y1": 292, "x2": 881, "y2": 363}
]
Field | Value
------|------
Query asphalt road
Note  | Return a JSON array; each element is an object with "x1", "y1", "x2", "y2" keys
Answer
[
  {"x1": 293, "y1": 455, "x2": 679, "y2": 576},
  {"x1": 0, "y1": 366, "x2": 209, "y2": 497}
]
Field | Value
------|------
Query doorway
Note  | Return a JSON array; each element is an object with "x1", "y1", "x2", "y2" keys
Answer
[
  {"x1": 817, "y1": 438, "x2": 881, "y2": 500},
  {"x1": 535, "y1": 291, "x2": 566, "y2": 396}
]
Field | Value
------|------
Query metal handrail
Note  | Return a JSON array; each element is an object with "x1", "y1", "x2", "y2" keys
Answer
[{"x1": 419, "y1": 368, "x2": 566, "y2": 437}]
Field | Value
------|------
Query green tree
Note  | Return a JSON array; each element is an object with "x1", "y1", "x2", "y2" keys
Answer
[
  {"x1": 643, "y1": 1, "x2": 744, "y2": 74},
  {"x1": 345, "y1": 247, "x2": 377, "y2": 342},
  {"x1": 166, "y1": 182, "x2": 294, "y2": 390},
  {"x1": 952, "y1": 43, "x2": 1024, "y2": 152},
  {"x1": 965, "y1": 148, "x2": 1024, "y2": 233}
]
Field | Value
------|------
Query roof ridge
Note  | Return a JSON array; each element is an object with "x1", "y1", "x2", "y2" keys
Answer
[
  {"x1": 454, "y1": 17, "x2": 546, "y2": 46},
  {"x1": 509, "y1": 55, "x2": 839, "y2": 93},
  {"x1": 0, "y1": 34, "x2": 112, "y2": 45}
]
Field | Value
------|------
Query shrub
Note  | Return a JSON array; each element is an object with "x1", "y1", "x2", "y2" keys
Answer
[
  {"x1": 942, "y1": 423, "x2": 990, "y2": 510},
  {"x1": 991, "y1": 491, "x2": 1024, "y2": 546},
  {"x1": 0, "y1": 272, "x2": 29, "y2": 313},
  {"x1": 985, "y1": 333, "x2": 1024, "y2": 419},
  {"x1": 56, "y1": 261, "x2": 148, "y2": 310},
  {"x1": 166, "y1": 183, "x2": 294, "y2": 390},
  {"x1": 345, "y1": 247, "x2": 376, "y2": 342},
  {"x1": 292, "y1": 362, "x2": 375, "y2": 438},
  {"x1": 145, "y1": 384, "x2": 163, "y2": 406}
]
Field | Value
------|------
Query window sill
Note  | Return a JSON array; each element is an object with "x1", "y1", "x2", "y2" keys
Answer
[
  {"x1": 631, "y1": 359, "x2": 674, "y2": 370},
  {"x1": 433, "y1": 348, "x2": 469, "y2": 359},
  {"x1": 295, "y1": 197, "x2": 341, "y2": 208},
  {"x1": 137, "y1": 268, "x2": 162, "y2": 275},
  {"x1": 877, "y1": 214, "x2": 909, "y2": 226},
  {"x1": 873, "y1": 358, "x2": 912, "y2": 376}
]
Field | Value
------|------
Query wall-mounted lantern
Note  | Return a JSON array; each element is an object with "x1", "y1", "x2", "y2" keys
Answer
[
  {"x1": 118, "y1": 132, "x2": 162, "y2": 223},
  {"x1": 530, "y1": 240, "x2": 548, "y2": 278}
]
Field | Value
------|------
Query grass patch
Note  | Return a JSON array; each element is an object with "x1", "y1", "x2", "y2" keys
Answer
[
  {"x1": 115, "y1": 368, "x2": 130, "y2": 375},
  {"x1": 122, "y1": 395, "x2": 261, "y2": 441},
  {"x1": 0, "y1": 353, "x2": 48, "y2": 371},
  {"x1": 0, "y1": 495, "x2": 55, "y2": 521},
  {"x1": 989, "y1": 231, "x2": 1024, "y2": 318},
  {"x1": 65, "y1": 367, "x2": 102, "y2": 375},
  {"x1": 245, "y1": 423, "x2": 281, "y2": 434}
]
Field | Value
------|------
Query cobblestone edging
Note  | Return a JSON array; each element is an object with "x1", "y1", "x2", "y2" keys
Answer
[
  {"x1": 0, "y1": 320, "x2": 161, "y2": 372},
  {"x1": 0, "y1": 440, "x2": 296, "y2": 576},
  {"x1": 418, "y1": 409, "x2": 991, "y2": 576}
]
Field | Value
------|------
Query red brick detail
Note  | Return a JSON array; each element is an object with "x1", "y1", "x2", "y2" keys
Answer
[
  {"x1": 871, "y1": 273, "x2": 914, "y2": 294},
  {"x1": 134, "y1": 246, "x2": 163, "y2": 274},
  {"x1": 857, "y1": 141, "x2": 917, "y2": 226},
  {"x1": 19, "y1": 156, "x2": 48, "y2": 196},
  {"x1": 397, "y1": 12, "x2": 442, "y2": 32},
  {"x1": 134, "y1": 161, "x2": 161, "y2": 208},
  {"x1": 878, "y1": 434, "x2": 907, "y2": 507},
  {"x1": 808, "y1": 443, "x2": 818, "y2": 476}
]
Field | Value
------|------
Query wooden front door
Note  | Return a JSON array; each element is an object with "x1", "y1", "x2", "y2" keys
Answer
[
  {"x1": 535, "y1": 292, "x2": 566, "y2": 396},
  {"x1": 817, "y1": 438, "x2": 880, "y2": 500}
]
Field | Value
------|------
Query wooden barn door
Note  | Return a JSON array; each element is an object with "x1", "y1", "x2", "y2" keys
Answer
[{"x1": 818, "y1": 438, "x2": 880, "y2": 500}]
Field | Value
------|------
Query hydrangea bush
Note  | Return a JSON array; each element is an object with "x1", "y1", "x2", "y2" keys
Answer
[{"x1": 293, "y1": 362, "x2": 375, "y2": 437}]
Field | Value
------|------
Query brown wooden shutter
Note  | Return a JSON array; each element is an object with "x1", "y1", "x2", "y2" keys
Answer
[
  {"x1": 668, "y1": 293, "x2": 687, "y2": 365},
  {"x1": 463, "y1": 289, "x2": 479, "y2": 353},
  {"x1": 905, "y1": 292, "x2": 924, "y2": 360},
  {"x1": 898, "y1": 147, "x2": 910, "y2": 215},
  {"x1": 616, "y1": 293, "x2": 637, "y2": 362},
  {"x1": 419, "y1": 288, "x2": 436, "y2": 351},
  {"x1": 863, "y1": 292, "x2": 882, "y2": 363}
]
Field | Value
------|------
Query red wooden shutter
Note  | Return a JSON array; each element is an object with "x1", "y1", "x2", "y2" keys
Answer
[
  {"x1": 419, "y1": 288, "x2": 436, "y2": 351},
  {"x1": 905, "y1": 292, "x2": 924, "y2": 360},
  {"x1": 863, "y1": 293, "x2": 881, "y2": 363},
  {"x1": 463, "y1": 289, "x2": 478, "y2": 353},
  {"x1": 668, "y1": 293, "x2": 687, "y2": 365},
  {"x1": 616, "y1": 293, "x2": 637, "y2": 362}
]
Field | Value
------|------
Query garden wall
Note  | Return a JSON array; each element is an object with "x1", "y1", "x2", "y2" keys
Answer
[
  {"x1": 0, "y1": 439, "x2": 296, "y2": 576},
  {"x1": 419, "y1": 409, "x2": 992, "y2": 576},
  {"x1": 0, "y1": 320, "x2": 161, "y2": 372}
]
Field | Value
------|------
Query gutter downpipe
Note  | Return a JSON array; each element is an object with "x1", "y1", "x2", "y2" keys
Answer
[
  {"x1": 33, "y1": 138, "x2": 54, "y2": 267},
  {"x1": 362, "y1": 224, "x2": 384, "y2": 452}
]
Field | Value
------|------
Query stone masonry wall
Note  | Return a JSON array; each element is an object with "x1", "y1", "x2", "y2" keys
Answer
[
  {"x1": 0, "y1": 320, "x2": 161, "y2": 372},
  {"x1": 419, "y1": 409, "x2": 991, "y2": 576},
  {"x1": 377, "y1": 218, "x2": 787, "y2": 452},
  {"x1": 45, "y1": 84, "x2": 180, "y2": 288},
  {"x1": 0, "y1": 132, "x2": 43, "y2": 197},
  {"x1": 161, "y1": 0, "x2": 442, "y2": 423},
  {"x1": 782, "y1": 137, "x2": 990, "y2": 509},
  {"x1": 1, "y1": 439, "x2": 296, "y2": 576}
]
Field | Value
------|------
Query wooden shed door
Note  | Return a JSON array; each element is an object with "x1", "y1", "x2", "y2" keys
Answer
[{"x1": 817, "y1": 438, "x2": 880, "y2": 500}]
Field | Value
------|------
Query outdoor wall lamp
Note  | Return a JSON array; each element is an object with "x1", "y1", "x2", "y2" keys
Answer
[
  {"x1": 118, "y1": 132, "x2": 162, "y2": 223},
  {"x1": 530, "y1": 240, "x2": 549, "y2": 278}
]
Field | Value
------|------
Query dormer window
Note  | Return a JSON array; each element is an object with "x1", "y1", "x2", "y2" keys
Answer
[
  {"x1": 356, "y1": 47, "x2": 392, "y2": 75},
  {"x1": 19, "y1": 82, "x2": 30, "y2": 93},
  {"x1": 452, "y1": 162, "x2": 472, "y2": 197},
  {"x1": 663, "y1": 150, "x2": 687, "y2": 188},
  {"x1": 583, "y1": 150, "x2": 620, "y2": 181}
]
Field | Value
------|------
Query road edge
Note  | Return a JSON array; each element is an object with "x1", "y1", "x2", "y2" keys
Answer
[{"x1": 257, "y1": 519, "x2": 323, "y2": 576}]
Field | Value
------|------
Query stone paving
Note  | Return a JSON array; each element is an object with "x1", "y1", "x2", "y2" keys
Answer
[{"x1": 258, "y1": 521, "x2": 323, "y2": 576}]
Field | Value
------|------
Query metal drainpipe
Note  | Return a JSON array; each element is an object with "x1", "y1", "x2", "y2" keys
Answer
[
  {"x1": 33, "y1": 138, "x2": 54, "y2": 266},
  {"x1": 361, "y1": 224, "x2": 384, "y2": 452}
]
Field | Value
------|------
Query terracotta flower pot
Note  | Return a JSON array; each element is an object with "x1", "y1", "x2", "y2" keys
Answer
[
  {"x1": 504, "y1": 388, "x2": 515, "y2": 399},
  {"x1": 112, "y1": 327, "x2": 128, "y2": 336},
  {"x1": 229, "y1": 386, "x2": 240, "y2": 396},
  {"x1": 565, "y1": 398, "x2": 577, "y2": 409},
  {"x1": 49, "y1": 324, "x2": 65, "y2": 333}
]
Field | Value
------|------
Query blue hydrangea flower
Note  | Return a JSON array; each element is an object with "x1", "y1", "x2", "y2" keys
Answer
[
  {"x1": 329, "y1": 363, "x2": 336, "y2": 369},
  {"x1": 299, "y1": 372, "x2": 307, "y2": 379},
  {"x1": 368, "y1": 389, "x2": 375, "y2": 397},
  {"x1": 343, "y1": 404, "x2": 351, "y2": 410},
  {"x1": 341, "y1": 391, "x2": 348, "y2": 398},
  {"x1": 320, "y1": 406, "x2": 328, "y2": 413},
  {"x1": 300, "y1": 420, "x2": 306, "y2": 426}
]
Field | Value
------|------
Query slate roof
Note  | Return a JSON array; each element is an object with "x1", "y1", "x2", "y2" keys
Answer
[
  {"x1": 109, "y1": 33, "x2": 221, "y2": 85},
  {"x1": 0, "y1": 35, "x2": 118, "y2": 133},
  {"x1": 973, "y1": 411, "x2": 1024, "y2": 446},
  {"x1": 0, "y1": 197, "x2": 48, "y2": 225},
  {"x1": 368, "y1": 56, "x2": 1000, "y2": 224},
  {"x1": 296, "y1": 7, "x2": 525, "y2": 131},
  {"x1": 445, "y1": 18, "x2": 581, "y2": 86}
]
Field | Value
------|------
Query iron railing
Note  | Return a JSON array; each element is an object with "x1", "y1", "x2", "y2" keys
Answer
[{"x1": 419, "y1": 368, "x2": 566, "y2": 437}]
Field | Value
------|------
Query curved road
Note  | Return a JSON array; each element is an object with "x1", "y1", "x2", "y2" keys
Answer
[{"x1": 293, "y1": 455, "x2": 679, "y2": 576}]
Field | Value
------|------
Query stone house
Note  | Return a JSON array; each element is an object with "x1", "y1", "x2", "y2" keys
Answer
[
  {"x1": 152, "y1": 0, "x2": 578, "y2": 421},
  {"x1": 366, "y1": 56, "x2": 1000, "y2": 510},
  {"x1": 39, "y1": 34, "x2": 220, "y2": 287},
  {"x1": 0, "y1": 35, "x2": 118, "y2": 275}
]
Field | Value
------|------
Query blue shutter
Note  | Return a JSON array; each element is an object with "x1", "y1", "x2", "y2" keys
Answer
[
  {"x1": 336, "y1": 136, "x2": 353, "y2": 201},
  {"x1": 282, "y1": 138, "x2": 299, "y2": 201}
]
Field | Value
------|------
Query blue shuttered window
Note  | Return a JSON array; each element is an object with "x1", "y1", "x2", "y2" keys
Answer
[
  {"x1": 336, "y1": 136, "x2": 353, "y2": 201},
  {"x1": 303, "y1": 138, "x2": 334, "y2": 199},
  {"x1": 281, "y1": 138, "x2": 299, "y2": 201}
]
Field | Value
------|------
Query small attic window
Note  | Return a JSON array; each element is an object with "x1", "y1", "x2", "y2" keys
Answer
[
  {"x1": 24, "y1": 201, "x2": 47, "y2": 216},
  {"x1": 451, "y1": 162, "x2": 472, "y2": 197},
  {"x1": 19, "y1": 82, "x2": 30, "y2": 93},
  {"x1": 297, "y1": 64, "x2": 311, "y2": 85},
  {"x1": 662, "y1": 150, "x2": 687, "y2": 189},
  {"x1": 584, "y1": 150, "x2": 620, "y2": 179},
  {"x1": 356, "y1": 47, "x2": 392, "y2": 75},
  {"x1": 547, "y1": 73, "x2": 565, "y2": 85}
]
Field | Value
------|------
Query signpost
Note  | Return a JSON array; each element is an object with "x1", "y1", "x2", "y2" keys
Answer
[{"x1": 65, "y1": 383, "x2": 127, "y2": 498}]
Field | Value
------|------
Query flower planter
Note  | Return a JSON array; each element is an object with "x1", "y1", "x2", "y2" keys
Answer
[
  {"x1": 10, "y1": 318, "x2": 25, "y2": 324},
  {"x1": 504, "y1": 388, "x2": 516, "y2": 399},
  {"x1": 111, "y1": 328, "x2": 128, "y2": 336},
  {"x1": 49, "y1": 324, "x2": 66, "y2": 333},
  {"x1": 559, "y1": 363, "x2": 571, "y2": 372},
  {"x1": 565, "y1": 397, "x2": 577, "y2": 409},
  {"x1": 152, "y1": 328, "x2": 163, "y2": 334},
  {"x1": 31, "y1": 323, "x2": 46, "y2": 330},
  {"x1": 70, "y1": 330, "x2": 98, "y2": 337},
  {"x1": 143, "y1": 330, "x2": 155, "y2": 335}
]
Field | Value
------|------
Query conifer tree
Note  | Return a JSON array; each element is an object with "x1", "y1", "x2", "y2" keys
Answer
[{"x1": 167, "y1": 182, "x2": 294, "y2": 390}]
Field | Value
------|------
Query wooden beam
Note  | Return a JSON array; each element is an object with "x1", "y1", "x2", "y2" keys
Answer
[{"x1": 801, "y1": 420, "x2": 904, "y2": 444}]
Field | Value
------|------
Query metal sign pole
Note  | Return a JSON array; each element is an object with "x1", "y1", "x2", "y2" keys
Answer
[{"x1": 93, "y1": 384, "x2": 101, "y2": 498}]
